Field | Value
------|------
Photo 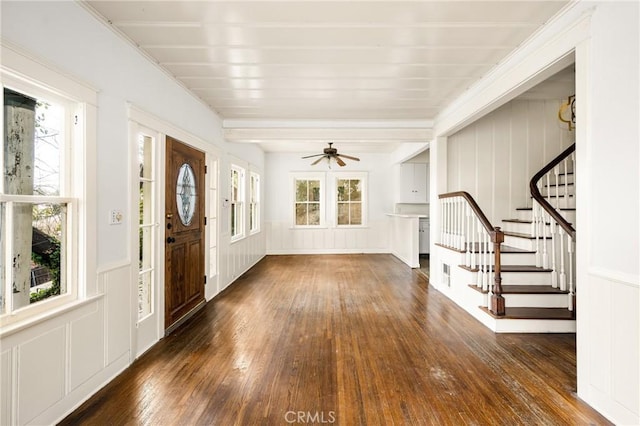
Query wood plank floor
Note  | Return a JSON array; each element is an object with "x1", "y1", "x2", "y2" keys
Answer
[{"x1": 60, "y1": 254, "x2": 611, "y2": 425}]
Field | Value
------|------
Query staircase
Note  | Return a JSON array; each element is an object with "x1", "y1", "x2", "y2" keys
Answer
[{"x1": 438, "y1": 145, "x2": 576, "y2": 333}]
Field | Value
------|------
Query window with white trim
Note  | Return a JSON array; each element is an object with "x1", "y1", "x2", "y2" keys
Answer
[
  {"x1": 230, "y1": 165, "x2": 245, "y2": 240},
  {"x1": 335, "y1": 173, "x2": 367, "y2": 227},
  {"x1": 292, "y1": 173, "x2": 325, "y2": 227},
  {"x1": 249, "y1": 172, "x2": 260, "y2": 233},
  {"x1": 137, "y1": 133, "x2": 156, "y2": 320},
  {"x1": 0, "y1": 62, "x2": 94, "y2": 326}
]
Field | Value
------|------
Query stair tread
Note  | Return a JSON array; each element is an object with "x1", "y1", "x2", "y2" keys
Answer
[
  {"x1": 544, "y1": 182, "x2": 575, "y2": 187},
  {"x1": 502, "y1": 218, "x2": 573, "y2": 225},
  {"x1": 468, "y1": 284, "x2": 569, "y2": 294},
  {"x1": 503, "y1": 231, "x2": 552, "y2": 239},
  {"x1": 459, "y1": 264, "x2": 553, "y2": 273},
  {"x1": 480, "y1": 306, "x2": 575, "y2": 320}
]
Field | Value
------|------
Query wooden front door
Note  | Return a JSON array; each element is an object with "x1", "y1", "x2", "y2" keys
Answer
[{"x1": 165, "y1": 136, "x2": 205, "y2": 331}]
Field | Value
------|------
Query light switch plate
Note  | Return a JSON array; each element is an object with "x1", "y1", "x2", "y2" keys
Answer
[{"x1": 109, "y1": 210, "x2": 123, "y2": 225}]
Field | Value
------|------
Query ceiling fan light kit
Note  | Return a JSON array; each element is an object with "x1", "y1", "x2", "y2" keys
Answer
[{"x1": 301, "y1": 142, "x2": 360, "y2": 168}]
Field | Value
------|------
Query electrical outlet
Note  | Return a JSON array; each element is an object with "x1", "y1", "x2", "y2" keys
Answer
[{"x1": 109, "y1": 210, "x2": 123, "y2": 225}]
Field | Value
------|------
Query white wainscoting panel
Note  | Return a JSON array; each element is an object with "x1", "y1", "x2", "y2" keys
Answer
[
  {"x1": 18, "y1": 326, "x2": 66, "y2": 424},
  {"x1": 0, "y1": 350, "x2": 10, "y2": 425},
  {"x1": 104, "y1": 265, "x2": 132, "y2": 365},
  {"x1": 69, "y1": 304, "x2": 104, "y2": 390},
  {"x1": 266, "y1": 220, "x2": 388, "y2": 254},
  {"x1": 0, "y1": 263, "x2": 134, "y2": 425}
]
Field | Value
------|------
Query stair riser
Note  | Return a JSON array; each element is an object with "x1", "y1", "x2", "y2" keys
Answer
[
  {"x1": 536, "y1": 196, "x2": 576, "y2": 209},
  {"x1": 502, "y1": 221, "x2": 573, "y2": 236},
  {"x1": 504, "y1": 235, "x2": 538, "y2": 251},
  {"x1": 546, "y1": 174, "x2": 574, "y2": 185},
  {"x1": 464, "y1": 251, "x2": 536, "y2": 266},
  {"x1": 503, "y1": 293, "x2": 570, "y2": 308},
  {"x1": 516, "y1": 210, "x2": 575, "y2": 223},
  {"x1": 502, "y1": 271, "x2": 552, "y2": 285},
  {"x1": 473, "y1": 270, "x2": 552, "y2": 285},
  {"x1": 540, "y1": 187, "x2": 575, "y2": 198}
]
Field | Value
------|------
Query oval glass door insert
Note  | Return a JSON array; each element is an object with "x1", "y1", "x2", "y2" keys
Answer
[{"x1": 176, "y1": 163, "x2": 196, "y2": 226}]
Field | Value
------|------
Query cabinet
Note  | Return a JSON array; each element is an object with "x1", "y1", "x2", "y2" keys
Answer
[
  {"x1": 419, "y1": 218, "x2": 430, "y2": 254},
  {"x1": 398, "y1": 163, "x2": 428, "y2": 203}
]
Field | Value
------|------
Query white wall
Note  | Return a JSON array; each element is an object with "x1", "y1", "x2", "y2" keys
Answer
[
  {"x1": 431, "y1": 1, "x2": 639, "y2": 423},
  {"x1": 446, "y1": 97, "x2": 574, "y2": 224},
  {"x1": 0, "y1": 2, "x2": 265, "y2": 424},
  {"x1": 576, "y1": 2, "x2": 639, "y2": 424},
  {"x1": 265, "y1": 152, "x2": 394, "y2": 253}
]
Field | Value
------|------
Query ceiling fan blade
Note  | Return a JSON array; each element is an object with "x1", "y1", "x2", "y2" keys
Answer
[
  {"x1": 301, "y1": 153, "x2": 325, "y2": 159},
  {"x1": 335, "y1": 156, "x2": 346, "y2": 167},
  {"x1": 337, "y1": 154, "x2": 360, "y2": 161},
  {"x1": 311, "y1": 156, "x2": 326, "y2": 165}
]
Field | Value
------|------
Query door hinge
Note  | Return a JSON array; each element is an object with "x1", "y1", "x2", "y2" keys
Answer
[
  {"x1": 205, "y1": 165, "x2": 208, "y2": 174},
  {"x1": 204, "y1": 275, "x2": 207, "y2": 284},
  {"x1": 204, "y1": 216, "x2": 207, "y2": 225}
]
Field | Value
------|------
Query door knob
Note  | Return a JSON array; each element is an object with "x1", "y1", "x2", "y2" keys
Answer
[{"x1": 167, "y1": 237, "x2": 176, "y2": 244}]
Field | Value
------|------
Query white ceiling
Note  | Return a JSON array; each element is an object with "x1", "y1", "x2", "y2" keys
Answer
[{"x1": 84, "y1": 0, "x2": 569, "y2": 153}]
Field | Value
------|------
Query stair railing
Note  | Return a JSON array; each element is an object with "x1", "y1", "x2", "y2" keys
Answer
[
  {"x1": 530, "y1": 143, "x2": 576, "y2": 313},
  {"x1": 439, "y1": 192, "x2": 505, "y2": 315}
]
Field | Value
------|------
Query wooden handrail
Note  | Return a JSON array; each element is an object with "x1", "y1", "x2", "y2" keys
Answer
[
  {"x1": 439, "y1": 191, "x2": 494, "y2": 236},
  {"x1": 529, "y1": 144, "x2": 576, "y2": 239},
  {"x1": 439, "y1": 191, "x2": 505, "y2": 315}
]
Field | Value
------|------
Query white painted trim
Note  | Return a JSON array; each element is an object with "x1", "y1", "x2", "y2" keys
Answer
[
  {"x1": 95, "y1": 259, "x2": 132, "y2": 275},
  {"x1": 0, "y1": 294, "x2": 104, "y2": 339},
  {"x1": 587, "y1": 268, "x2": 640, "y2": 289},
  {"x1": 127, "y1": 103, "x2": 221, "y2": 156},
  {"x1": 1, "y1": 40, "x2": 98, "y2": 105},
  {"x1": 1, "y1": 43, "x2": 99, "y2": 329},
  {"x1": 267, "y1": 249, "x2": 389, "y2": 255}
]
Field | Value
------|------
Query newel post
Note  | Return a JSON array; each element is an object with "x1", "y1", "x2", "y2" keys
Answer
[{"x1": 490, "y1": 227, "x2": 505, "y2": 316}]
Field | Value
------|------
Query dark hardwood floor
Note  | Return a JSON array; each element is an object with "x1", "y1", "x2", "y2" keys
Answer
[{"x1": 60, "y1": 254, "x2": 610, "y2": 425}]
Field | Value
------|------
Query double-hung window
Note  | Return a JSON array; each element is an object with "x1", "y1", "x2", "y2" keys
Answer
[
  {"x1": 292, "y1": 173, "x2": 325, "y2": 227},
  {"x1": 230, "y1": 165, "x2": 245, "y2": 241},
  {"x1": 1, "y1": 48, "x2": 95, "y2": 327},
  {"x1": 336, "y1": 174, "x2": 366, "y2": 226}
]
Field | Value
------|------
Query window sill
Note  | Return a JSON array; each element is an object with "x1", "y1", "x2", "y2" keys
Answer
[
  {"x1": 0, "y1": 293, "x2": 104, "y2": 339},
  {"x1": 230, "y1": 235, "x2": 246, "y2": 244}
]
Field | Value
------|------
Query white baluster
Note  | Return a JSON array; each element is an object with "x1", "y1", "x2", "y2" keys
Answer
[
  {"x1": 542, "y1": 211, "x2": 549, "y2": 269},
  {"x1": 476, "y1": 218, "x2": 483, "y2": 288},
  {"x1": 559, "y1": 228, "x2": 567, "y2": 291},
  {"x1": 444, "y1": 198, "x2": 449, "y2": 247},
  {"x1": 465, "y1": 203, "x2": 471, "y2": 267},
  {"x1": 550, "y1": 220, "x2": 558, "y2": 288},
  {"x1": 487, "y1": 233, "x2": 493, "y2": 294},
  {"x1": 456, "y1": 197, "x2": 465, "y2": 250},
  {"x1": 554, "y1": 165, "x2": 561, "y2": 209},
  {"x1": 568, "y1": 235, "x2": 575, "y2": 311},
  {"x1": 534, "y1": 202, "x2": 541, "y2": 267},
  {"x1": 482, "y1": 231, "x2": 489, "y2": 292},
  {"x1": 440, "y1": 199, "x2": 445, "y2": 246},
  {"x1": 470, "y1": 215, "x2": 477, "y2": 269}
]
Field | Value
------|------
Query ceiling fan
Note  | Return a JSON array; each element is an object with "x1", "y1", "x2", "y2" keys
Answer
[{"x1": 301, "y1": 142, "x2": 360, "y2": 167}]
